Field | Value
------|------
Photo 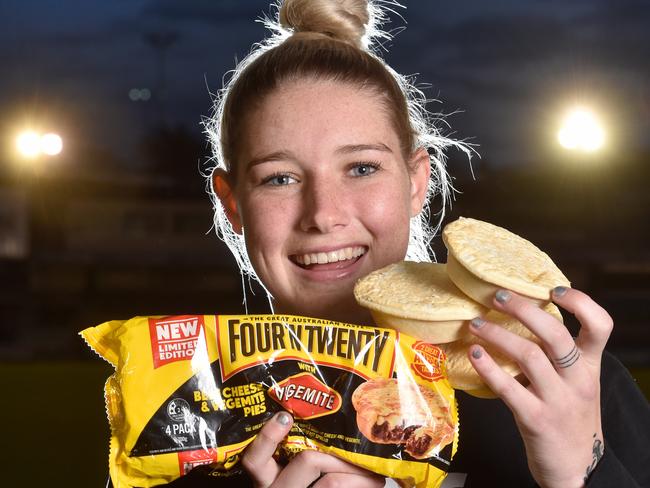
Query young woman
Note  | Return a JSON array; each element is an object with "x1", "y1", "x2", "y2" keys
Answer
[{"x1": 191, "y1": 1, "x2": 649, "y2": 487}]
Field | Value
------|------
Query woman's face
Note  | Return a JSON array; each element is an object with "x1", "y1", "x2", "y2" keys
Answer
[{"x1": 223, "y1": 79, "x2": 429, "y2": 324}]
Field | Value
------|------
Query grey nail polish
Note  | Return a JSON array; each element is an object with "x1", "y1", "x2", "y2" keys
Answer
[
  {"x1": 495, "y1": 290, "x2": 511, "y2": 304},
  {"x1": 471, "y1": 347, "x2": 482, "y2": 359},
  {"x1": 553, "y1": 286, "x2": 568, "y2": 297},
  {"x1": 275, "y1": 411, "x2": 291, "y2": 425},
  {"x1": 470, "y1": 317, "x2": 485, "y2": 329}
]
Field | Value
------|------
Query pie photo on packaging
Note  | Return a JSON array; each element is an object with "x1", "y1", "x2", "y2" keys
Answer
[
  {"x1": 440, "y1": 303, "x2": 564, "y2": 398},
  {"x1": 443, "y1": 217, "x2": 570, "y2": 308},
  {"x1": 354, "y1": 261, "x2": 486, "y2": 344},
  {"x1": 351, "y1": 377, "x2": 455, "y2": 459}
]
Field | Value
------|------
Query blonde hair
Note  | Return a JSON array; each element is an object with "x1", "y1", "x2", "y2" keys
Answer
[{"x1": 203, "y1": 0, "x2": 472, "y2": 302}]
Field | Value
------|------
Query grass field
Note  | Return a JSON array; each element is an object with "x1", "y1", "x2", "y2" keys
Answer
[{"x1": 2, "y1": 361, "x2": 648, "y2": 487}]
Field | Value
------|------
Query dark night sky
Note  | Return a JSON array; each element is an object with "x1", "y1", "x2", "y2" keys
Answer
[{"x1": 2, "y1": 0, "x2": 649, "y2": 171}]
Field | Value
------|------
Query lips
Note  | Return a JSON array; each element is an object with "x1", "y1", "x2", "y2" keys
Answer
[
  {"x1": 292, "y1": 246, "x2": 366, "y2": 268},
  {"x1": 290, "y1": 246, "x2": 367, "y2": 271}
]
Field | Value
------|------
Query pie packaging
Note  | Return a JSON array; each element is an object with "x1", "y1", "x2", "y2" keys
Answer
[{"x1": 81, "y1": 314, "x2": 458, "y2": 488}]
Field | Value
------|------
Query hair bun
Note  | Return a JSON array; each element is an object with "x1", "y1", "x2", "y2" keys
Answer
[{"x1": 280, "y1": 0, "x2": 370, "y2": 49}]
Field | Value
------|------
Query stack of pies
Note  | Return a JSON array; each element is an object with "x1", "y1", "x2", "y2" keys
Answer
[
  {"x1": 354, "y1": 217, "x2": 571, "y2": 398},
  {"x1": 354, "y1": 260, "x2": 486, "y2": 344}
]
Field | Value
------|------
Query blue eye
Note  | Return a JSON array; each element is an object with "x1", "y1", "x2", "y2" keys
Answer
[
  {"x1": 349, "y1": 162, "x2": 380, "y2": 177},
  {"x1": 262, "y1": 173, "x2": 297, "y2": 186}
]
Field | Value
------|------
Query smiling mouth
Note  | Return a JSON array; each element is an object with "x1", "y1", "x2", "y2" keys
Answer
[{"x1": 291, "y1": 246, "x2": 366, "y2": 268}]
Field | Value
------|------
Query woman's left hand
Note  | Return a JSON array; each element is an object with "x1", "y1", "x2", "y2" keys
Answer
[
  {"x1": 468, "y1": 287, "x2": 613, "y2": 488},
  {"x1": 241, "y1": 411, "x2": 385, "y2": 488}
]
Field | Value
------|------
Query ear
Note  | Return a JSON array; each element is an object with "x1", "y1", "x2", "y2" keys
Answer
[
  {"x1": 408, "y1": 147, "x2": 431, "y2": 217},
  {"x1": 212, "y1": 169, "x2": 243, "y2": 234}
]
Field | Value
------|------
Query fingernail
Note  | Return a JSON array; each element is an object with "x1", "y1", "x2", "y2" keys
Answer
[
  {"x1": 553, "y1": 286, "x2": 568, "y2": 297},
  {"x1": 470, "y1": 317, "x2": 485, "y2": 329},
  {"x1": 495, "y1": 290, "x2": 511, "y2": 304},
  {"x1": 471, "y1": 346, "x2": 483, "y2": 359},
  {"x1": 275, "y1": 411, "x2": 292, "y2": 426}
]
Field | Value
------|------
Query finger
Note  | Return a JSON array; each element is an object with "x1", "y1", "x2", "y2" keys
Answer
[
  {"x1": 551, "y1": 287, "x2": 613, "y2": 361},
  {"x1": 469, "y1": 317, "x2": 560, "y2": 397},
  {"x1": 489, "y1": 290, "x2": 584, "y2": 376},
  {"x1": 491, "y1": 289, "x2": 575, "y2": 352},
  {"x1": 271, "y1": 450, "x2": 381, "y2": 488},
  {"x1": 468, "y1": 344, "x2": 540, "y2": 418},
  {"x1": 313, "y1": 472, "x2": 386, "y2": 488},
  {"x1": 242, "y1": 411, "x2": 293, "y2": 487}
]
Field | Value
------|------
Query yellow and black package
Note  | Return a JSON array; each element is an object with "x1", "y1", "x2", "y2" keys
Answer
[{"x1": 81, "y1": 314, "x2": 459, "y2": 488}]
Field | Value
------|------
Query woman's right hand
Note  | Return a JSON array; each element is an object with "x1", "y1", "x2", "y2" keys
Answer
[
  {"x1": 468, "y1": 287, "x2": 612, "y2": 487},
  {"x1": 241, "y1": 411, "x2": 385, "y2": 488}
]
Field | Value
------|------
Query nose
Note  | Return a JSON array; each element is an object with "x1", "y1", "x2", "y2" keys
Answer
[{"x1": 299, "y1": 177, "x2": 350, "y2": 233}]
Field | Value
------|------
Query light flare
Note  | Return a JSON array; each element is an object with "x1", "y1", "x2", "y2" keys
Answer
[
  {"x1": 16, "y1": 131, "x2": 41, "y2": 158},
  {"x1": 15, "y1": 130, "x2": 63, "y2": 158},
  {"x1": 557, "y1": 108, "x2": 605, "y2": 152},
  {"x1": 40, "y1": 133, "x2": 63, "y2": 155}
]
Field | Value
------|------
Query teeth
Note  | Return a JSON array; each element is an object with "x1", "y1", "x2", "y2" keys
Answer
[{"x1": 295, "y1": 246, "x2": 365, "y2": 266}]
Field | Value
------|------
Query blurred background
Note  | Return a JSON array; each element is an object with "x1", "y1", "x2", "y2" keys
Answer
[{"x1": 1, "y1": 1, "x2": 648, "y2": 486}]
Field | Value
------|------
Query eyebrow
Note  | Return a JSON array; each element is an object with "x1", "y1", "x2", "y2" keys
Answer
[
  {"x1": 334, "y1": 143, "x2": 394, "y2": 155},
  {"x1": 245, "y1": 151, "x2": 294, "y2": 172},
  {"x1": 245, "y1": 143, "x2": 394, "y2": 172}
]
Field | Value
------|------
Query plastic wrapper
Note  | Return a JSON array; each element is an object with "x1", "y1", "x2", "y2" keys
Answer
[{"x1": 81, "y1": 314, "x2": 459, "y2": 487}]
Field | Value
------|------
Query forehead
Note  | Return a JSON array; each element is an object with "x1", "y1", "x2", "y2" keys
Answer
[{"x1": 241, "y1": 79, "x2": 400, "y2": 158}]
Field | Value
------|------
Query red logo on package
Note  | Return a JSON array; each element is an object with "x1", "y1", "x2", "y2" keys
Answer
[
  {"x1": 177, "y1": 448, "x2": 218, "y2": 475},
  {"x1": 411, "y1": 341, "x2": 446, "y2": 382},
  {"x1": 149, "y1": 315, "x2": 207, "y2": 369},
  {"x1": 268, "y1": 372, "x2": 342, "y2": 419}
]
